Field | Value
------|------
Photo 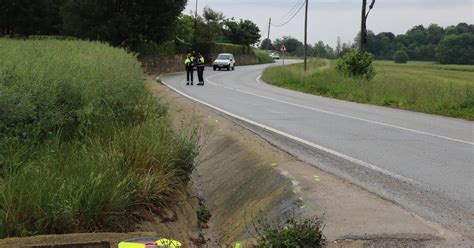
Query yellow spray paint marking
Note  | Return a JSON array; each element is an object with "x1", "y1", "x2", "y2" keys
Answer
[
  {"x1": 157, "y1": 238, "x2": 182, "y2": 247},
  {"x1": 270, "y1": 163, "x2": 278, "y2": 166},
  {"x1": 296, "y1": 199, "x2": 305, "y2": 209},
  {"x1": 314, "y1": 175, "x2": 321, "y2": 182},
  {"x1": 118, "y1": 238, "x2": 182, "y2": 248}
]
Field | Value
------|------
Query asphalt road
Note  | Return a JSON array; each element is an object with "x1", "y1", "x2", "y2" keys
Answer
[{"x1": 161, "y1": 61, "x2": 474, "y2": 236}]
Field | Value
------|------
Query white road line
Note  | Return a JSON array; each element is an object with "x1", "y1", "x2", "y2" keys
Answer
[
  {"x1": 204, "y1": 73, "x2": 473, "y2": 146},
  {"x1": 160, "y1": 78, "x2": 428, "y2": 188}
]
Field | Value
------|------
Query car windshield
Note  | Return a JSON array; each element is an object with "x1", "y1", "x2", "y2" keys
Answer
[{"x1": 217, "y1": 55, "x2": 230, "y2": 60}]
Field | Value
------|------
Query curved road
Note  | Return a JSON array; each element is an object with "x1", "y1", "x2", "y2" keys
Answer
[{"x1": 161, "y1": 61, "x2": 474, "y2": 237}]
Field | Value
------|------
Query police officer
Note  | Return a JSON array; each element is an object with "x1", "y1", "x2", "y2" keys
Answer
[
  {"x1": 196, "y1": 53, "x2": 205, "y2": 86},
  {"x1": 184, "y1": 52, "x2": 195, "y2": 85}
]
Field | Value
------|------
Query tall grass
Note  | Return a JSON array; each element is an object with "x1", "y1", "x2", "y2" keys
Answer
[
  {"x1": 262, "y1": 59, "x2": 474, "y2": 120},
  {"x1": 0, "y1": 39, "x2": 199, "y2": 237}
]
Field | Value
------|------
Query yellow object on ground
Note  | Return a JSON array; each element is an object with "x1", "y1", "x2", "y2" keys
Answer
[
  {"x1": 156, "y1": 238, "x2": 182, "y2": 247},
  {"x1": 118, "y1": 238, "x2": 182, "y2": 248}
]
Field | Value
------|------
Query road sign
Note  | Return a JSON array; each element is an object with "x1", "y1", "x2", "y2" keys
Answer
[{"x1": 280, "y1": 45, "x2": 287, "y2": 52}]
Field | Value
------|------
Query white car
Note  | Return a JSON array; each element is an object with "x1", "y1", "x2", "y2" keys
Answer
[
  {"x1": 213, "y1": 53, "x2": 235, "y2": 71},
  {"x1": 270, "y1": 51, "x2": 280, "y2": 59}
]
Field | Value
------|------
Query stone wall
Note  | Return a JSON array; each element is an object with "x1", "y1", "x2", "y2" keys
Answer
[{"x1": 140, "y1": 55, "x2": 185, "y2": 76}]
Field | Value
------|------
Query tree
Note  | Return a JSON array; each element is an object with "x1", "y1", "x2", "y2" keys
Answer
[
  {"x1": 436, "y1": 33, "x2": 474, "y2": 64},
  {"x1": 260, "y1": 38, "x2": 274, "y2": 50},
  {"x1": 61, "y1": 0, "x2": 186, "y2": 50},
  {"x1": 295, "y1": 44, "x2": 313, "y2": 57},
  {"x1": 336, "y1": 36, "x2": 342, "y2": 57},
  {"x1": 274, "y1": 36, "x2": 302, "y2": 54},
  {"x1": 313, "y1": 41, "x2": 328, "y2": 58},
  {"x1": 0, "y1": 0, "x2": 62, "y2": 36},
  {"x1": 222, "y1": 18, "x2": 261, "y2": 45},
  {"x1": 203, "y1": 7, "x2": 224, "y2": 43},
  {"x1": 393, "y1": 50, "x2": 409, "y2": 63},
  {"x1": 176, "y1": 14, "x2": 198, "y2": 44}
]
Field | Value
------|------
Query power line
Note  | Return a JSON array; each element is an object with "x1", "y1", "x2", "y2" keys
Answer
[
  {"x1": 276, "y1": 0, "x2": 304, "y2": 23},
  {"x1": 271, "y1": 0, "x2": 305, "y2": 27}
]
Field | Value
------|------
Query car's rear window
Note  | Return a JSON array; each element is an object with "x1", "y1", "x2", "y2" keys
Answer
[{"x1": 217, "y1": 55, "x2": 230, "y2": 60}]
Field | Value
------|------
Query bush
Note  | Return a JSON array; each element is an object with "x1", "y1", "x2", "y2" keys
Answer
[
  {"x1": 136, "y1": 41, "x2": 176, "y2": 56},
  {"x1": 196, "y1": 204, "x2": 212, "y2": 224},
  {"x1": 254, "y1": 213, "x2": 326, "y2": 248},
  {"x1": 393, "y1": 50, "x2": 409, "y2": 64},
  {"x1": 336, "y1": 51, "x2": 376, "y2": 79},
  {"x1": 255, "y1": 49, "x2": 274, "y2": 64}
]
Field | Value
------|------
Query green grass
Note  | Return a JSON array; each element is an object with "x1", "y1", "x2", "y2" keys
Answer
[
  {"x1": 0, "y1": 39, "x2": 199, "y2": 237},
  {"x1": 262, "y1": 59, "x2": 474, "y2": 120}
]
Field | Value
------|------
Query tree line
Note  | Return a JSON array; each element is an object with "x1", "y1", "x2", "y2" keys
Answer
[
  {"x1": 0, "y1": 1, "x2": 261, "y2": 53},
  {"x1": 362, "y1": 23, "x2": 474, "y2": 64},
  {"x1": 176, "y1": 7, "x2": 261, "y2": 46},
  {"x1": 0, "y1": 0, "x2": 186, "y2": 51},
  {"x1": 260, "y1": 22, "x2": 474, "y2": 65}
]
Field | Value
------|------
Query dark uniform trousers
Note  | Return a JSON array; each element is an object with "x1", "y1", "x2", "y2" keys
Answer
[{"x1": 197, "y1": 65, "x2": 204, "y2": 83}]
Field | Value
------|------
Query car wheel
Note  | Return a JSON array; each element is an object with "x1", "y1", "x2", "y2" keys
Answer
[
  {"x1": 232, "y1": 66, "x2": 235, "y2": 71},
  {"x1": 227, "y1": 66, "x2": 230, "y2": 71},
  {"x1": 213, "y1": 67, "x2": 216, "y2": 71}
]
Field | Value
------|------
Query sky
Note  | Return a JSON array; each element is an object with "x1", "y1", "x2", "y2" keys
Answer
[{"x1": 184, "y1": 0, "x2": 474, "y2": 47}]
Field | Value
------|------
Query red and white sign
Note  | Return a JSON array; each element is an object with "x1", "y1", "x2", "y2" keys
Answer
[{"x1": 280, "y1": 45, "x2": 287, "y2": 52}]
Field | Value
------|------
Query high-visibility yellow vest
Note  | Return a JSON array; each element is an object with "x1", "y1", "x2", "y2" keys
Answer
[
  {"x1": 197, "y1": 56, "x2": 205, "y2": 66},
  {"x1": 184, "y1": 56, "x2": 194, "y2": 66}
]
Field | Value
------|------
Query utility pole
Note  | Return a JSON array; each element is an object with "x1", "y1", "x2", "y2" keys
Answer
[
  {"x1": 304, "y1": 0, "x2": 309, "y2": 71},
  {"x1": 267, "y1": 18, "x2": 271, "y2": 50},
  {"x1": 360, "y1": 0, "x2": 375, "y2": 53},
  {"x1": 193, "y1": 0, "x2": 198, "y2": 48},
  {"x1": 359, "y1": 0, "x2": 366, "y2": 53}
]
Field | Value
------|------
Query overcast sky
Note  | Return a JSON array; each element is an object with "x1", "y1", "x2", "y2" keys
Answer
[{"x1": 184, "y1": 0, "x2": 473, "y2": 47}]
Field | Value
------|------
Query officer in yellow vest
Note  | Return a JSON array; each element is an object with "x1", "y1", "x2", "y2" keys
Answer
[
  {"x1": 196, "y1": 52, "x2": 205, "y2": 86},
  {"x1": 184, "y1": 53, "x2": 195, "y2": 85}
]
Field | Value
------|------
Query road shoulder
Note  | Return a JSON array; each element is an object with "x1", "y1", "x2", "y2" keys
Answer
[{"x1": 151, "y1": 76, "x2": 467, "y2": 247}]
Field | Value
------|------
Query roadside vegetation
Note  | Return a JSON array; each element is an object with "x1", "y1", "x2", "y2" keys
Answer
[
  {"x1": 0, "y1": 39, "x2": 199, "y2": 237},
  {"x1": 254, "y1": 49, "x2": 275, "y2": 64},
  {"x1": 253, "y1": 214, "x2": 326, "y2": 248},
  {"x1": 262, "y1": 59, "x2": 474, "y2": 120}
]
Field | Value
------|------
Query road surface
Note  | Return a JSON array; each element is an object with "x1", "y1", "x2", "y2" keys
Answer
[{"x1": 161, "y1": 61, "x2": 474, "y2": 237}]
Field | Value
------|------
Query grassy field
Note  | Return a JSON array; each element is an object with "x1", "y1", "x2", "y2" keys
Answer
[
  {"x1": 0, "y1": 39, "x2": 198, "y2": 237},
  {"x1": 262, "y1": 59, "x2": 474, "y2": 120}
]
